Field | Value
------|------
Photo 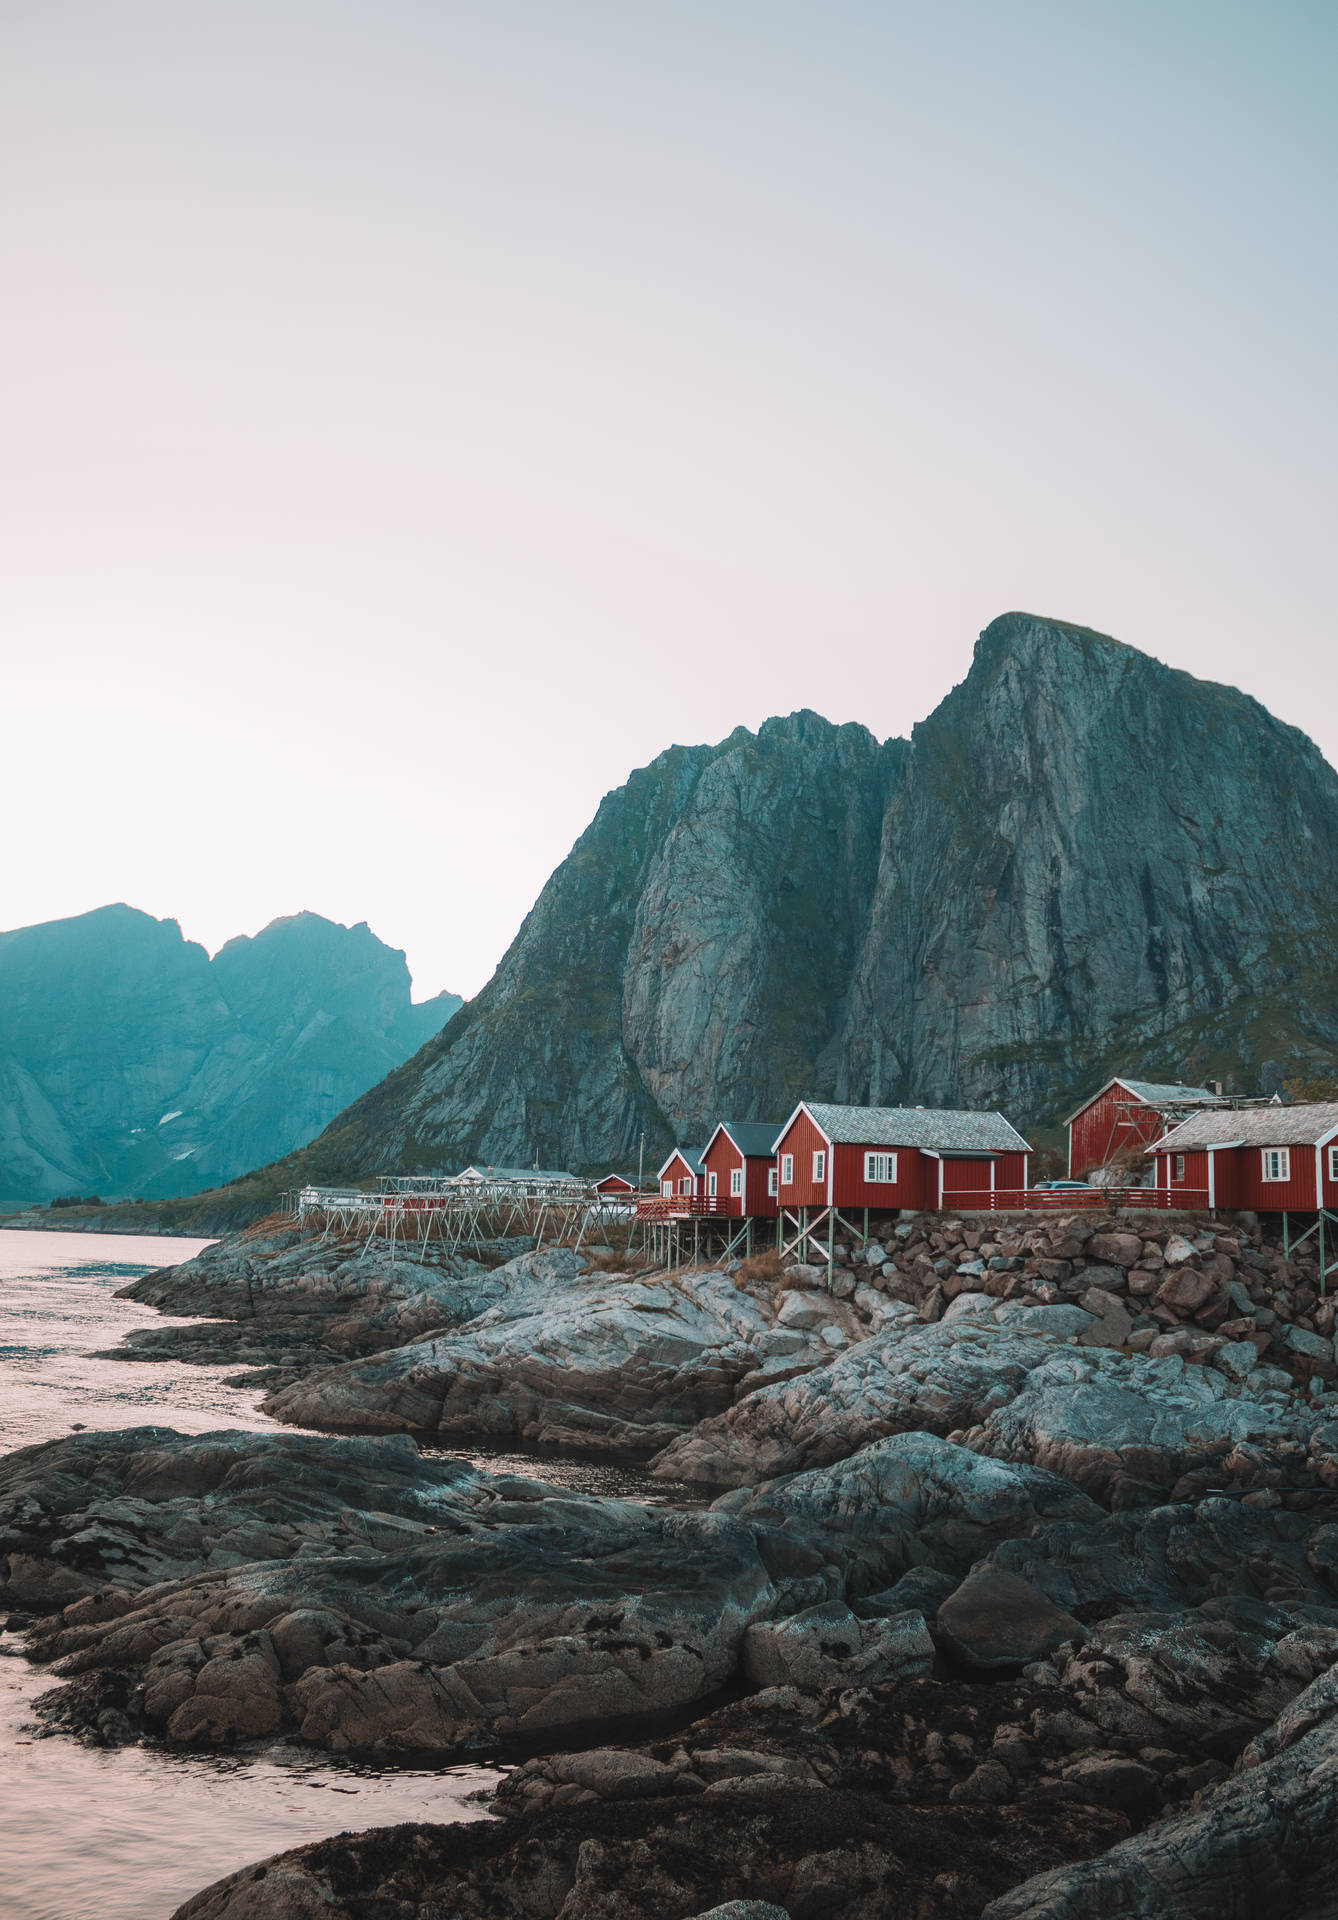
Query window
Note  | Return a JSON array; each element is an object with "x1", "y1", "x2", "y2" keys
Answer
[
  {"x1": 679, "y1": 1176, "x2": 693, "y2": 1195},
  {"x1": 863, "y1": 1151, "x2": 898, "y2": 1184},
  {"x1": 780, "y1": 1153, "x2": 794, "y2": 1186},
  {"x1": 707, "y1": 1171, "x2": 717, "y2": 1197},
  {"x1": 1262, "y1": 1147, "x2": 1290, "y2": 1183},
  {"x1": 767, "y1": 1166, "x2": 778, "y2": 1196},
  {"x1": 661, "y1": 1178, "x2": 672, "y2": 1197},
  {"x1": 812, "y1": 1149, "x2": 826, "y2": 1183},
  {"x1": 1330, "y1": 1144, "x2": 1338, "y2": 1184},
  {"x1": 730, "y1": 1166, "x2": 743, "y2": 1197},
  {"x1": 1171, "y1": 1154, "x2": 1185, "y2": 1182}
]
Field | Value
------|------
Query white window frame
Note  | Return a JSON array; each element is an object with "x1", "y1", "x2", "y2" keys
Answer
[
  {"x1": 661, "y1": 1178, "x2": 672, "y2": 1197},
  {"x1": 1329, "y1": 1144, "x2": 1338, "y2": 1184},
  {"x1": 730, "y1": 1166, "x2": 743, "y2": 1197},
  {"x1": 780, "y1": 1153, "x2": 794, "y2": 1186},
  {"x1": 1261, "y1": 1147, "x2": 1290, "y2": 1183},
  {"x1": 767, "y1": 1166, "x2": 778, "y2": 1196},
  {"x1": 812, "y1": 1149, "x2": 826, "y2": 1182},
  {"x1": 707, "y1": 1170, "x2": 717, "y2": 1197},
  {"x1": 679, "y1": 1175, "x2": 693, "y2": 1195},
  {"x1": 1171, "y1": 1154, "x2": 1185, "y2": 1182},
  {"x1": 863, "y1": 1150, "x2": 898, "y2": 1184}
]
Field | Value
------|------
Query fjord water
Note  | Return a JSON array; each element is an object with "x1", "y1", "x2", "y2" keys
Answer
[{"x1": 0, "y1": 1230, "x2": 498, "y2": 1920}]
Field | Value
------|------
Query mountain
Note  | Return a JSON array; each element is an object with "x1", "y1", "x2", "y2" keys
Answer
[
  {"x1": 293, "y1": 614, "x2": 1338, "y2": 1183},
  {"x1": 0, "y1": 907, "x2": 461, "y2": 1204}
]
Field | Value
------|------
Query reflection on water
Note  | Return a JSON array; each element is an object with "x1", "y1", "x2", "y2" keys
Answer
[
  {"x1": 0, "y1": 1230, "x2": 500, "y2": 1920},
  {"x1": 0, "y1": 1636, "x2": 499, "y2": 1920},
  {"x1": 0, "y1": 1229, "x2": 285, "y2": 1450}
]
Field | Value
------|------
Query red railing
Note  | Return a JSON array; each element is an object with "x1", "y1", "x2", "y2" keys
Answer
[
  {"x1": 957, "y1": 1186, "x2": 1211, "y2": 1212},
  {"x1": 635, "y1": 1195, "x2": 733, "y2": 1219}
]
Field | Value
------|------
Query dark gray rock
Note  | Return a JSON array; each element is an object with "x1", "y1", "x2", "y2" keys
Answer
[
  {"x1": 937, "y1": 1566, "x2": 1085, "y2": 1675},
  {"x1": 0, "y1": 1427, "x2": 835, "y2": 1756}
]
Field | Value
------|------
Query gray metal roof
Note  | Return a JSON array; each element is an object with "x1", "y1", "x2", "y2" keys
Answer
[
  {"x1": 800, "y1": 1102, "x2": 1030, "y2": 1153},
  {"x1": 1061, "y1": 1074, "x2": 1226, "y2": 1125},
  {"x1": 1119, "y1": 1078, "x2": 1223, "y2": 1106},
  {"x1": 453, "y1": 1165, "x2": 577, "y2": 1184},
  {"x1": 1156, "y1": 1104, "x2": 1338, "y2": 1151},
  {"x1": 714, "y1": 1120, "x2": 785, "y2": 1158}
]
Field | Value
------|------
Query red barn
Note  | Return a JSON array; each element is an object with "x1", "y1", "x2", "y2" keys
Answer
[
  {"x1": 1064, "y1": 1076, "x2": 1223, "y2": 1178},
  {"x1": 593, "y1": 1174, "x2": 638, "y2": 1196},
  {"x1": 699, "y1": 1121, "x2": 783, "y2": 1218},
  {"x1": 773, "y1": 1102, "x2": 1030, "y2": 1212},
  {"x1": 1151, "y1": 1102, "x2": 1338, "y2": 1212},
  {"x1": 656, "y1": 1146, "x2": 705, "y2": 1200}
]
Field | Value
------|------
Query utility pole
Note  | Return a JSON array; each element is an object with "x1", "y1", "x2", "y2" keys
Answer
[{"x1": 638, "y1": 1129, "x2": 645, "y2": 1190}]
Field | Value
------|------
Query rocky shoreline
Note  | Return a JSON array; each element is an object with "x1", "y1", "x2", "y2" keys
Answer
[{"x1": 4, "y1": 1210, "x2": 1338, "y2": 1916}]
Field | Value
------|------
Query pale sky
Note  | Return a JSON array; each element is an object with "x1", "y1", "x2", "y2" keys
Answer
[{"x1": 3, "y1": 1, "x2": 1334, "y2": 998}]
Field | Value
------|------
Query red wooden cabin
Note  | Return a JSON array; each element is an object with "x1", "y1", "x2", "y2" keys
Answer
[
  {"x1": 773, "y1": 1102, "x2": 1029, "y2": 1211},
  {"x1": 593, "y1": 1173, "x2": 638, "y2": 1196},
  {"x1": 699, "y1": 1120, "x2": 783, "y2": 1218},
  {"x1": 1150, "y1": 1103, "x2": 1338, "y2": 1212},
  {"x1": 1065, "y1": 1076, "x2": 1223, "y2": 1178},
  {"x1": 656, "y1": 1146, "x2": 705, "y2": 1200}
]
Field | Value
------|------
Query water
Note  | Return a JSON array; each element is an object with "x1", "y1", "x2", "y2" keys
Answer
[
  {"x1": 0, "y1": 1230, "x2": 500, "y2": 1920},
  {"x1": 0, "y1": 1229, "x2": 278, "y2": 1449}
]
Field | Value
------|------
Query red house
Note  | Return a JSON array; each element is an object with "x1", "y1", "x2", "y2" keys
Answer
[
  {"x1": 773, "y1": 1102, "x2": 1030, "y2": 1212},
  {"x1": 1065, "y1": 1076, "x2": 1223, "y2": 1179},
  {"x1": 593, "y1": 1174, "x2": 638, "y2": 1196},
  {"x1": 699, "y1": 1121, "x2": 783, "y2": 1218},
  {"x1": 1150, "y1": 1103, "x2": 1338, "y2": 1212},
  {"x1": 656, "y1": 1146, "x2": 705, "y2": 1200}
]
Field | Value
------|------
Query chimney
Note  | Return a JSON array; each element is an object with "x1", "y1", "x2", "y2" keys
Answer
[{"x1": 1206, "y1": 1079, "x2": 1224, "y2": 1098}]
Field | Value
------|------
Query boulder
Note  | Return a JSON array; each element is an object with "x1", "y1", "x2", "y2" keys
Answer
[
  {"x1": 936, "y1": 1566, "x2": 1084, "y2": 1674},
  {"x1": 741, "y1": 1600, "x2": 934, "y2": 1690},
  {"x1": 1155, "y1": 1268, "x2": 1217, "y2": 1313},
  {"x1": 1087, "y1": 1233, "x2": 1143, "y2": 1270}
]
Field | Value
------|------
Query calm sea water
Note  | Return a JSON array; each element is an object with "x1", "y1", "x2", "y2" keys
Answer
[{"x1": 0, "y1": 1230, "x2": 500, "y2": 1920}]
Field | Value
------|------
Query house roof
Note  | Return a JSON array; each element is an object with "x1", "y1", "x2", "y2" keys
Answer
[
  {"x1": 656, "y1": 1145, "x2": 705, "y2": 1179},
  {"x1": 705, "y1": 1120, "x2": 785, "y2": 1159},
  {"x1": 594, "y1": 1173, "x2": 637, "y2": 1187},
  {"x1": 1062, "y1": 1075, "x2": 1223, "y2": 1125},
  {"x1": 1155, "y1": 1104, "x2": 1338, "y2": 1152},
  {"x1": 453, "y1": 1165, "x2": 577, "y2": 1184},
  {"x1": 792, "y1": 1102, "x2": 1030, "y2": 1154}
]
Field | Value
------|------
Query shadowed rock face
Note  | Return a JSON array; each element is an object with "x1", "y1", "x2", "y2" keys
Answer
[{"x1": 289, "y1": 612, "x2": 1338, "y2": 1177}]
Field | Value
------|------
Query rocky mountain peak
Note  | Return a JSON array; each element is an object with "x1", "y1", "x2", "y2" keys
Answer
[{"x1": 276, "y1": 615, "x2": 1338, "y2": 1182}]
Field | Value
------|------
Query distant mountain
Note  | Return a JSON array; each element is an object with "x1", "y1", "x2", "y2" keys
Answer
[
  {"x1": 290, "y1": 613, "x2": 1338, "y2": 1181},
  {"x1": 0, "y1": 906, "x2": 460, "y2": 1204}
]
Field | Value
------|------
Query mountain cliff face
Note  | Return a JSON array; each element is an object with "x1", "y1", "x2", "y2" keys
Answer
[
  {"x1": 294, "y1": 613, "x2": 1338, "y2": 1179},
  {"x1": 0, "y1": 907, "x2": 460, "y2": 1204}
]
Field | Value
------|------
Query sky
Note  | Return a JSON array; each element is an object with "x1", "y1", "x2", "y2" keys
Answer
[{"x1": 2, "y1": 1, "x2": 1334, "y2": 998}]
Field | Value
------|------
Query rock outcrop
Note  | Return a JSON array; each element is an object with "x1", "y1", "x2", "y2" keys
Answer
[
  {"x1": 262, "y1": 1262, "x2": 863, "y2": 1456},
  {"x1": 0, "y1": 1427, "x2": 833, "y2": 1756},
  {"x1": 0, "y1": 905, "x2": 460, "y2": 1204},
  {"x1": 274, "y1": 613, "x2": 1338, "y2": 1179}
]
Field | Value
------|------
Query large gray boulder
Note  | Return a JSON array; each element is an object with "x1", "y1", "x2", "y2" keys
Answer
[{"x1": 936, "y1": 1565, "x2": 1085, "y2": 1674}]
